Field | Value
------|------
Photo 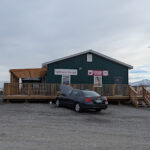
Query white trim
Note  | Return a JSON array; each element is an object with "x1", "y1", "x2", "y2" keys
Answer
[{"x1": 42, "y1": 49, "x2": 133, "y2": 69}]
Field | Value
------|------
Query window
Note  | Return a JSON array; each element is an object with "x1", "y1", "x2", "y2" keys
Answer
[
  {"x1": 87, "y1": 54, "x2": 93, "y2": 62},
  {"x1": 70, "y1": 90, "x2": 79, "y2": 96},
  {"x1": 82, "y1": 91, "x2": 100, "y2": 97},
  {"x1": 76, "y1": 91, "x2": 83, "y2": 97},
  {"x1": 61, "y1": 75, "x2": 71, "y2": 85},
  {"x1": 94, "y1": 76, "x2": 102, "y2": 87}
]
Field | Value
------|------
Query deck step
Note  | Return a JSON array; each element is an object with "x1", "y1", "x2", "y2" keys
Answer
[{"x1": 137, "y1": 99, "x2": 150, "y2": 107}]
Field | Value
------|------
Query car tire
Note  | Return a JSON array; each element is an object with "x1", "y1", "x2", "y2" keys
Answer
[
  {"x1": 75, "y1": 104, "x2": 82, "y2": 112},
  {"x1": 95, "y1": 109, "x2": 101, "y2": 112},
  {"x1": 56, "y1": 99, "x2": 61, "y2": 107}
]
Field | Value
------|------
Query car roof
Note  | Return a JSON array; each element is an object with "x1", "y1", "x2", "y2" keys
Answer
[{"x1": 73, "y1": 89, "x2": 95, "y2": 92}]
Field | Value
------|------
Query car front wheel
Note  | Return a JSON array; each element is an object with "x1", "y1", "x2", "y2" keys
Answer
[
  {"x1": 56, "y1": 99, "x2": 61, "y2": 107},
  {"x1": 75, "y1": 104, "x2": 81, "y2": 112}
]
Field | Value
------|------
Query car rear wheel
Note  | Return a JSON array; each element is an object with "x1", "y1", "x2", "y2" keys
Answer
[
  {"x1": 56, "y1": 99, "x2": 61, "y2": 107},
  {"x1": 75, "y1": 104, "x2": 81, "y2": 112}
]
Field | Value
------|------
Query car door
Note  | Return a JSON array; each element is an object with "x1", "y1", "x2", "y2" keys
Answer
[
  {"x1": 58, "y1": 94, "x2": 69, "y2": 106},
  {"x1": 75, "y1": 91, "x2": 85, "y2": 106},
  {"x1": 59, "y1": 85, "x2": 73, "y2": 106},
  {"x1": 66, "y1": 90, "x2": 79, "y2": 108}
]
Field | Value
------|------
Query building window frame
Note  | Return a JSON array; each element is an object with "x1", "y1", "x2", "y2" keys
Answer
[
  {"x1": 61, "y1": 75, "x2": 71, "y2": 85},
  {"x1": 87, "y1": 54, "x2": 93, "y2": 62}
]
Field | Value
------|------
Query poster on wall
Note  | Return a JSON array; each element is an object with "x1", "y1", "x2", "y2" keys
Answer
[
  {"x1": 55, "y1": 69, "x2": 78, "y2": 76},
  {"x1": 88, "y1": 70, "x2": 109, "y2": 76},
  {"x1": 94, "y1": 76, "x2": 102, "y2": 87}
]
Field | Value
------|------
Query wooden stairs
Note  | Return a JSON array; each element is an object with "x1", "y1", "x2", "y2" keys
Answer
[{"x1": 129, "y1": 86, "x2": 150, "y2": 108}]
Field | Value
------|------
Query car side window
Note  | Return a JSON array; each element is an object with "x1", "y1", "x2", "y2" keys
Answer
[
  {"x1": 76, "y1": 91, "x2": 83, "y2": 97},
  {"x1": 70, "y1": 90, "x2": 79, "y2": 97}
]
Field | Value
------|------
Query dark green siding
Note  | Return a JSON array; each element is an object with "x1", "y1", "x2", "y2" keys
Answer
[{"x1": 45, "y1": 54, "x2": 129, "y2": 84}]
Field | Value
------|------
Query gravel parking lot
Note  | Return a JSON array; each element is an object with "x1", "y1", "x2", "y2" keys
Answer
[{"x1": 0, "y1": 103, "x2": 149, "y2": 150}]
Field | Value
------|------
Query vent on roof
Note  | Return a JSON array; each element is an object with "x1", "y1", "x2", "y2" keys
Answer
[{"x1": 87, "y1": 54, "x2": 93, "y2": 62}]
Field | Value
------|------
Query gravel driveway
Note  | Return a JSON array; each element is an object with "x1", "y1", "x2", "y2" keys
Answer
[{"x1": 0, "y1": 103, "x2": 149, "y2": 150}]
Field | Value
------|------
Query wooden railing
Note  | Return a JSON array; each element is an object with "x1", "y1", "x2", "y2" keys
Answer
[
  {"x1": 132, "y1": 86, "x2": 143, "y2": 96},
  {"x1": 4, "y1": 83, "x2": 129, "y2": 97},
  {"x1": 143, "y1": 87, "x2": 150, "y2": 106},
  {"x1": 129, "y1": 86, "x2": 138, "y2": 108}
]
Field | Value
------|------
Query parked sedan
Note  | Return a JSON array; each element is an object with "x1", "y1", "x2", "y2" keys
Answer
[{"x1": 55, "y1": 88, "x2": 108, "y2": 112}]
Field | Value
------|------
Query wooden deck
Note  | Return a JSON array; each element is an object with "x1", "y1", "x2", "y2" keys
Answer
[
  {"x1": 3, "y1": 95, "x2": 56, "y2": 100},
  {"x1": 3, "y1": 83, "x2": 150, "y2": 107},
  {"x1": 3, "y1": 95, "x2": 130, "y2": 104},
  {"x1": 3, "y1": 95, "x2": 129, "y2": 100},
  {"x1": 107, "y1": 96, "x2": 130, "y2": 105},
  {"x1": 107, "y1": 96, "x2": 129, "y2": 100},
  {"x1": 3, "y1": 95, "x2": 56, "y2": 103}
]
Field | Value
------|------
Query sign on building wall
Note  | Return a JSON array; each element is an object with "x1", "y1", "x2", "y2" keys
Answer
[
  {"x1": 88, "y1": 70, "x2": 109, "y2": 76},
  {"x1": 54, "y1": 69, "x2": 78, "y2": 76}
]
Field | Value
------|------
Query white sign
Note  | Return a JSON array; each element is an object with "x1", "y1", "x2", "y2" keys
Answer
[
  {"x1": 55, "y1": 69, "x2": 78, "y2": 76},
  {"x1": 103, "y1": 70, "x2": 109, "y2": 76},
  {"x1": 88, "y1": 70, "x2": 109, "y2": 76}
]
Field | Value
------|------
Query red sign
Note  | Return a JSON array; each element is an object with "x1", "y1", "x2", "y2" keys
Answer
[{"x1": 88, "y1": 70, "x2": 109, "y2": 76}]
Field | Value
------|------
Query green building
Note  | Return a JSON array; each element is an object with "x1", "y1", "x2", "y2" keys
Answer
[{"x1": 42, "y1": 50, "x2": 133, "y2": 86}]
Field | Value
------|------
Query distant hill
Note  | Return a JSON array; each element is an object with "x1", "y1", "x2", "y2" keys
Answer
[{"x1": 130, "y1": 79, "x2": 150, "y2": 86}]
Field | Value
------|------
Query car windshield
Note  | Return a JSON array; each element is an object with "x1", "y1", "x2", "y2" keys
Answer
[
  {"x1": 82, "y1": 91, "x2": 100, "y2": 97},
  {"x1": 60, "y1": 85, "x2": 73, "y2": 96}
]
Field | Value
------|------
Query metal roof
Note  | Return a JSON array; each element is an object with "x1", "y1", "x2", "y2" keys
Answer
[{"x1": 42, "y1": 50, "x2": 133, "y2": 69}]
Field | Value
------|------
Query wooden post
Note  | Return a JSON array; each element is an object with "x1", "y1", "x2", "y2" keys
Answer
[
  {"x1": 142, "y1": 86, "x2": 145, "y2": 99},
  {"x1": 51, "y1": 84, "x2": 54, "y2": 96},
  {"x1": 10, "y1": 72, "x2": 19, "y2": 95},
  {"x1": 92, "y1": 85, "x2": 95, "y2": 91},
  {"x1": 128, "y1": 85, "x2": 131, "y2": 98},
  {"x1": 28, "y1": 84, "x2": 31, "y2": 96},
  {"x1": 112, "y1": 84, "x2": 115, "y2": 96}
]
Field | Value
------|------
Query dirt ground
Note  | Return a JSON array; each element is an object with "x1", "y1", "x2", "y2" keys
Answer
[{"x1": 0, "y1": 103, "x2": 149, "y2": 150}]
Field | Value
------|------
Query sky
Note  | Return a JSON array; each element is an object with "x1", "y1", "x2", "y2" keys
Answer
[{"x1": 0, "y1": 0, "x2": 150, "y2": 83}]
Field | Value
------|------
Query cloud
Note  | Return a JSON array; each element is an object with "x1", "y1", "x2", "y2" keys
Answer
[
  {"x1": 130, "y1": 70, "x2": 148, "y2": 74},
  {"x1": 129, "y1": 64, "x2": 150, "y2": 82},
  {"x1": 0, "y1": 0, "x2": 150, "y2": 82}
]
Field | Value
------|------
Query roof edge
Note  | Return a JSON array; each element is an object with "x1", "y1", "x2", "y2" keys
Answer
[{"x1": 42, "y1": 49, "x2": 133, "y2": 69}]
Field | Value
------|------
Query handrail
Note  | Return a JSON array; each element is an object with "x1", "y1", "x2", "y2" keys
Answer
[
  {"x1": 129, "y1": 86, "x2": 138, "y2": 95},
  {"x1": 143, "y1": 87, "x2": 150, "y2": 106},
  {"x1": 129, "y1": 86, "x2": 138, "y2": 108}
]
